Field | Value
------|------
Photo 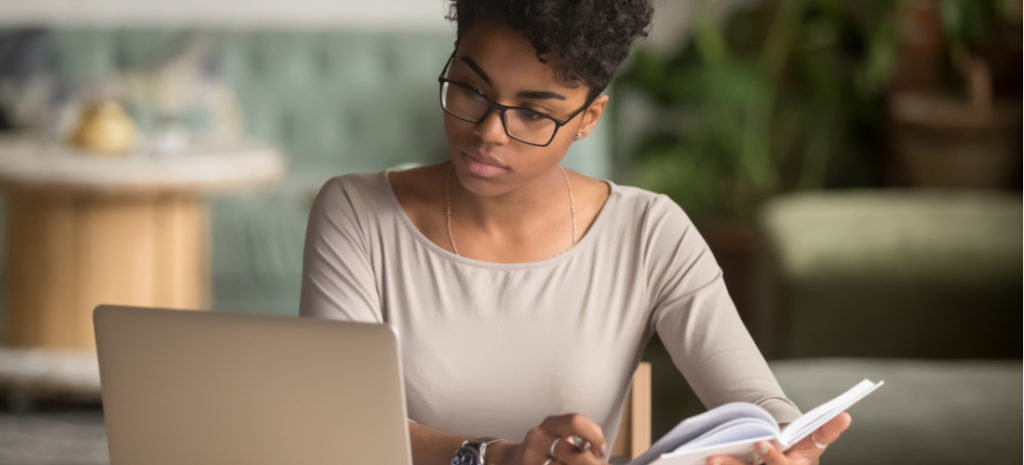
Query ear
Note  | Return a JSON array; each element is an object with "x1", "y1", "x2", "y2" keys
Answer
[{"x1": 574, "y1": 94, "x2": 610, "y2": 140}]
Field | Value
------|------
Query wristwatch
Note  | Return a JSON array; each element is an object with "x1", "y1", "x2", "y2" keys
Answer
[{"x1": 450, "y1": 437, "x2": 501, "y2": 465}]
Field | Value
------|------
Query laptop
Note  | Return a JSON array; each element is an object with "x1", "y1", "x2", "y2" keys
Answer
[{"x1": 93, "y1": 305, "x2": 412, "y2": 465}]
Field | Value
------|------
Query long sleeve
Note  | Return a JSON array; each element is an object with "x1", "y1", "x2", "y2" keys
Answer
[
  {"x1": 642, "y1": 195, "x2": 801, "y2": 424},
  {"x1": 298, "y1": 176, "x2": 383, "y2": 323}
]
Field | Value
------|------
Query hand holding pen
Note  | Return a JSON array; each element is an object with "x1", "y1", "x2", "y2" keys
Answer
[{"x1": 489, "y1": 413, "x2": 609, "y2": 465}]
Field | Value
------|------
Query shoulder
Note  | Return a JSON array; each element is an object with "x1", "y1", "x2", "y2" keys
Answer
[
  {"x1": 609, "y1": 187, "x2": 719, "y2": 303},
  {"x1": 386, "y1": 163, "x2": 446, "y2": 209},
  {"x1": 605, "y1": 183, "x2": 695, "y2": 232},
  {"x1": 602, "y1": 184, "x2": 708, "y2": 272},
  {"x1": 306, "y1": 171, "x2": 400, "y2": 248},
  {"x1": 386, "y1": 163, "x2": 447, "y2": 230},
  {"x1": 311, "y1": 163, "x2": 447, "y2": 241},
  {"x1": 313, "y1": 171, "x2": 396, "y2": 217},
  {"x1": 317, "y1": 171, "x2": 389, "y2": 201}
]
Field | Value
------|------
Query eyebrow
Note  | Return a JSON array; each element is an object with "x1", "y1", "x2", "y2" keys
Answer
[
  {"x1": 460, "y1": 56, "x2": 567, "y2": 101},
  {"x1": 517, "y1": 90, "x2": 567, "y2": 100}
]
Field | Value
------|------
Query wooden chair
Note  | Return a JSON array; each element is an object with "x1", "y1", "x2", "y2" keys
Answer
[{"x1": 610, "y1": 362, "x2": 651, "y2": 460}]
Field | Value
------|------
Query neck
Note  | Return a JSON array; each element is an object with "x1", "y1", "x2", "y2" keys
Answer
[{"x1": 448, "y1": 163, "x2": 572, "y2": 232}]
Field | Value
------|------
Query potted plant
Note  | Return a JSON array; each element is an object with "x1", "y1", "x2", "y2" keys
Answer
[
  {"x1": 614, "y1": 0, "x2": 900, "y2": 323},
  {"x1": 616, "y1": 0, "x2": 901, "y2": 221},
  {"x1": 887, "y1": 0, "x2": 1022, "y2": 189}
]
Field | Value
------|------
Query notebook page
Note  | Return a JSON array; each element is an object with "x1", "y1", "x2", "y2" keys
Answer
[
  {"x1": 780, "y1": 379, "x2": 885, "y2": 447},
  {"x1": 625, "y1": 402, "x2": 776, "y2": 465},
  {"x1": 677, "y1": 418, "x2": 779, "y2": 449}
]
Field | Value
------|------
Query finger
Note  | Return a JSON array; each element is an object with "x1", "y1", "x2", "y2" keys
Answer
[
  {"x1": 755, "y1": 441, "x2": 787, "y2": 465},
  {"x1": 704, "y1": 454, "x2": 747, "y2": 465},
  {"x1": 539, "y1": 459, "x2": 567, "y2": 465},
  {"x1": 540, "y1": 414, "x2": 607, "y2": 457},
  {"x1": 540, "y1": 414, "x2": 606, "y2": 454},
  {"x1": 523, "y1": 427, "x2": 560, "y2": 464},
  {"x1": 524, "y1": 428, "x2": 601, "y2": 465},
  {"x1": 788, "y1": 412, "x2": 854, "y2": 460},
  {"x1": 540, "y1": 459, "x2": 569, "y2": 465},
  {"x1": 815, "y1": 412, "x2": 852, "y2": 445},
  {"x1": 569, "y1": 436, "x2": 593, "y2": 454},
  {"x1": 549, "y1": 437, "x2": 605, "y2": 465}
]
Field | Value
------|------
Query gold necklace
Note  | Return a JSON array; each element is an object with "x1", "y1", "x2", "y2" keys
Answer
[{"x1": 445, "y1": 162, "x2": 577, "y2": 257}]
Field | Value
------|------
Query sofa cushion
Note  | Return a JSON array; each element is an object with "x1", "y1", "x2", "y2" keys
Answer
[
  {"x1": 771, "y1": 358, "x2": 1022, "y2": 465},
  {"x1": 756, "y1": 190, "x2": 1022, "y2": 358}
]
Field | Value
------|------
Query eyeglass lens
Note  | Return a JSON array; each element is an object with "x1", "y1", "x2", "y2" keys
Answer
[{"x1": 441, "y1": 81, "x2": 557, "y2": 146}]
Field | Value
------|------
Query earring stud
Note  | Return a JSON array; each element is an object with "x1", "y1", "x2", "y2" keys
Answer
[{"x1": 575, "y1": 132, "x2": 583, "y2": 139}]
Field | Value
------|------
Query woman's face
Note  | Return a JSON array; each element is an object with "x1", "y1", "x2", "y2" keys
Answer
[{"x1": 443, "y1": 20, "x2": 607, "y2": 197}]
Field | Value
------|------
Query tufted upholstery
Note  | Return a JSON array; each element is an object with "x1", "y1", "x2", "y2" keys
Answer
[{"x1": 0, "y1": 27, "x2": 613, "y2": 317}]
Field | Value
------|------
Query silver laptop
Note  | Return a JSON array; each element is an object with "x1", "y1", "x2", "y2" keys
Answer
[{"x1": 93, "y1": 305, "x2": 412, "y2": 465}]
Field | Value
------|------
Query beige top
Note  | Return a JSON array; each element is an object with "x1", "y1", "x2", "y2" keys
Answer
[{"x1": 299, "y1": 171, "x2": 801, "y2": 445}]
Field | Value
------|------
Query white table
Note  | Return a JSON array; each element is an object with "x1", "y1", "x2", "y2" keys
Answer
[{"x1": 0, "y1": 137, "x2": 285, "y2": 353}]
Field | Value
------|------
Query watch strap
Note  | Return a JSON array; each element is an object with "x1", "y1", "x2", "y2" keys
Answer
[
  {"x1": 476, "y1": 437, "x2": 500, "y2": 462},
  {"x1": 452, "y1": 437, "x2": 501, "y2": 465}
]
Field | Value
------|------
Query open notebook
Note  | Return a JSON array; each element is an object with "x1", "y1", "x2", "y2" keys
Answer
[{"x1": 627, "y1": 379, "x2": 884, "y2": 465}]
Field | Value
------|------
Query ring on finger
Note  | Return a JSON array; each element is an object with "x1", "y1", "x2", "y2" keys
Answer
[
  {"x1": 549, "y1": 437, "x2": 561, "y2": 457},
  {"x1": 811, "y1": 432, "x2": 827, "y2": 449},
  {"x1": 570, "y1": 435, "x2": 591, "y2": 453},
  {"x1": 542, "y1": 459, "x2": 553, "y2": 465}
]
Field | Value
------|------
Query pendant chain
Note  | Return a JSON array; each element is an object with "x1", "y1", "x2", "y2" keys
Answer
[{"x1": 445, "y1": 163, "x2": 577, "y2": 257}]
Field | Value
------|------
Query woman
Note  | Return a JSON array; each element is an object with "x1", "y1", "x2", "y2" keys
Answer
[{"x1": 299, "y1": 1, "x2": 851, "y2": 465}]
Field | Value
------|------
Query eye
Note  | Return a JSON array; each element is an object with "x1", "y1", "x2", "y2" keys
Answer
[
  {"x1": 513, "y1": 109, "x2": 550, "y2": 124},
  {"x1": 520, "y1": 111, "x2": 545, "y2": 121},
  {"x1": 459, "y1": 82, "x2": 488, "y2": 98},
  {"x1": 455, "y1": 83, "x2": 481, "y2": 97}
]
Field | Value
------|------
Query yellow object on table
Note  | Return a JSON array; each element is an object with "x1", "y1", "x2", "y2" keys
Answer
[{"x1": 70, "y1": 100, "x2": 137, "y2": 156}]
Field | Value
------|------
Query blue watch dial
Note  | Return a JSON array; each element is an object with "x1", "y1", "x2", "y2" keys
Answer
[{"x1": 450, "y1": 443, "x2": 483, "y2": 465}]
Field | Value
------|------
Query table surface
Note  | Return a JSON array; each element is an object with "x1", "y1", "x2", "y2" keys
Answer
[
  {"x1": 0, "y1": 136, "x2": 286, "y2": 194},
  {"x1": 0, "y1": 407, "x2": 109, "y2": 465}
]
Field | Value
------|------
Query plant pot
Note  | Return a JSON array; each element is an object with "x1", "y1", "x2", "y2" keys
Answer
[{"x1": 888, "y1": 92, "x2": 1021, "y2": 189}]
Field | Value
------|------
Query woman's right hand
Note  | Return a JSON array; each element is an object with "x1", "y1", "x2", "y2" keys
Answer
[{"x1": 490, "y1": 413, "x2": 609, "y2": 465}]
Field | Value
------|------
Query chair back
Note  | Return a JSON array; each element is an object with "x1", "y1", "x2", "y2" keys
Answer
[{"x1": 611, "y1": 362, "x2": 651, "y2": 460}]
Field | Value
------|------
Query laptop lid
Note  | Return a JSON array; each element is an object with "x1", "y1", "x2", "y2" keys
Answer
[{"x1": 94, "y1": 305, "x2": 412, "y2": 465}]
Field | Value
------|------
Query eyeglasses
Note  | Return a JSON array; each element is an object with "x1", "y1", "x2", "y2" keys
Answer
[{"x1": 437, "y1": 51, "x2": 593, "y2": 147}]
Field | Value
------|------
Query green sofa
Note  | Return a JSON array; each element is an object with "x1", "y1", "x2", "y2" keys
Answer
[{"x1": 756, "y1": 190, "x2": 1022, "y2": 465}]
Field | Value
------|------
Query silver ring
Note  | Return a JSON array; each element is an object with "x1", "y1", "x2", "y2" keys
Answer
[
  {"x1": 570, "y1": 435, "x2": 591, "y2": 453},
  {"x1": 811, "y1": 432, "x2": 828, "y2": 449},
  {"x1": 542, "y1": 459, "x2": 553, "y2": 465},
  {"x1": 549, "y1": 437, "x2": 561, "y2": 457}
]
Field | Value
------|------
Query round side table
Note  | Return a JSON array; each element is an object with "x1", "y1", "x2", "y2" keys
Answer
[{"x1": 0, "y1": 137, "x2": 285, "y2": 353}]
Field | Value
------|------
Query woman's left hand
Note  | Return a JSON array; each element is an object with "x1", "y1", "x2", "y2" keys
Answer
[{"x1": 705, "y1": 412, "x2": 852, "y2": 465}]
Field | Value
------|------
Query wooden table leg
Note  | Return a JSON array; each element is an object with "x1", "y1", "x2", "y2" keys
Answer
[{"x1": 3, "y1": 187, "x2": 209, "y2": 351}]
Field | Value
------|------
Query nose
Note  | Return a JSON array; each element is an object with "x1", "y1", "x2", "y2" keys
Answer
[{"x1": 473, "y1": 108, "x2": 509, "y2": 144}]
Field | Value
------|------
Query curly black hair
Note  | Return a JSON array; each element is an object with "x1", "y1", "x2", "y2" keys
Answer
[{"x1": 446, "y1": 0, "x2": 653, "y2": 100}]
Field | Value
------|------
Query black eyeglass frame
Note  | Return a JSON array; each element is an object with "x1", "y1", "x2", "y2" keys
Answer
[{"x1": 437, "y1": 51, "x2": 596, "y2": 147}]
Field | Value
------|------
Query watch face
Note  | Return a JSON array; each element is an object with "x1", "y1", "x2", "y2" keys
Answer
[{"x1": 451, "y1": 447, "x2": 482, "y2": 465}]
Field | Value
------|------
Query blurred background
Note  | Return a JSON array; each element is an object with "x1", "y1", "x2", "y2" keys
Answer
[{"x1": 0, "y1": 0, "x2": 1019, "y2": 464}]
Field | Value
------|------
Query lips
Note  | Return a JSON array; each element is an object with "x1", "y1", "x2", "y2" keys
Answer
[
  {"x1": 460, "y1": 149, "x2": 509, "y2": 178},
  {"x1": 463, "y1": 150, "x2": 507, "y2": 169}
]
